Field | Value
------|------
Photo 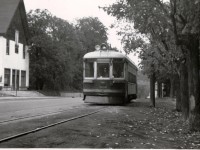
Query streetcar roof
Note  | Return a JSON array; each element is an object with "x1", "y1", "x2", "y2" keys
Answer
[
  {"x1": 83, "y1": 50, "x2": 125, "y2": 59},
  {"x1": 83, "y1": 50, "x2": 138, "y2": 70}
]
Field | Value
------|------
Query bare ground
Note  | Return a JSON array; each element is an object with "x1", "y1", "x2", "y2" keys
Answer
[{"x1": 0, "y1": 98, "x2": 200, "y2": 148}]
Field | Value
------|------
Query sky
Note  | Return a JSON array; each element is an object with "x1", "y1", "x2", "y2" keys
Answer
[{"x1": 24, "y1": 0, "x2": 140, "y2": 66}]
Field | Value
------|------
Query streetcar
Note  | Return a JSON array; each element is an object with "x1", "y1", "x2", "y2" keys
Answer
[{"x1": 83, "y1": 44, "x2": 138, "y2": 104}]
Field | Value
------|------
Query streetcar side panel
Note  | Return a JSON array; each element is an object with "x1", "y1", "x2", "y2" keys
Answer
[{"x1": 127, "y1": 62, "x2": 137, "y2": 99}]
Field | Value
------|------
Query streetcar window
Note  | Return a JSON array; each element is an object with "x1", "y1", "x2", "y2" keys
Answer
[
  {"x1": 113, "y1": 62, "x2": 124, "y2": 78},
  {"x1": 128, "y1": 72, "x2": 136, "y2": 83},
  {"x1": 97, "y1": 63, "x2": 109, "y2": 78},
  {"x1": 85, "y1": 62, "x2": 94, "y2": 78}
]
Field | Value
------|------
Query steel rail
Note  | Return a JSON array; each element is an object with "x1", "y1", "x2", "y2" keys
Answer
[{"x1": 0, "y1": 107, "x2": 107, "y2": 143}]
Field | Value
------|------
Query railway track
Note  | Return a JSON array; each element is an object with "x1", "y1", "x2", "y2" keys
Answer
[
  {"x1": 0, "y1": 106, "x2": 83, "y2": 124},
  {"x1": 0, "y1": 102, "x2": 74, "y2": 115},
  {"x1": 0, "y1": 107, "x2": 107, "y2": 144}
]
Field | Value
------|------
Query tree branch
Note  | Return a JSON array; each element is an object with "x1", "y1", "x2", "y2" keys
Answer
[
  {"x1": 178, "y1": 14, "x2": 187, "y2": 25},
  {"x1": 170, "y1": 0, "x2": 180, "y2": 45},
  {"x1": 154, "y1": 0, "x2": 171, "y2": 19},
  {"x1": 161, "y1": 39, "x2": 169, "y2": 51}
]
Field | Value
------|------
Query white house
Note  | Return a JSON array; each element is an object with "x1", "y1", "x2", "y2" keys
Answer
[{"x1": 0, "y1": 0, "x2": 29, "y2": 90}]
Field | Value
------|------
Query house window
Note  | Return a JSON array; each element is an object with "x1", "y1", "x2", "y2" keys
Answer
[
  {"x1": 21, "y1": 71, "x2": 26, "y2": 87},
  {"x1": 15, "y1": 30, "x2": 19, "y2": 53},
  {"x1": 4, "y1": 68, "x2": 11, "y2": 86},
  {"x1": 6, "y1": 39, "x2": 10, "y2": 55},
  {"x1": 23, "y1": 45, "x2": 25, "y2": 59},
  {"x1": 15, "y1": 44, "x2": 19, "y2": 53},
  {"x1": 12, "y1": 70, "x2": 19, "y2": 90}
]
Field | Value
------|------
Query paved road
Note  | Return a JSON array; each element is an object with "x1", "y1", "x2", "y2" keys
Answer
[{"x1": 0, "y1": 97, "x2": 85, "y2": 122}]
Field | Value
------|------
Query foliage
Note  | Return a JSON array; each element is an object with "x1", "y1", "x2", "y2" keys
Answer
[
  {"x1": 103, "y1": 0, "x2": 199, "y2": 84},
  {"x1": 103, "y1": 0, "x2": 200, "y2": 130},
  {"x1": 27, "y1": 9, "x2": 79, "y2": 90},
  {"x1": 27, "y1": 9, "x2": 108, "y2": 91},
  {"x1": 103, "y1": 0, "x2": 181, "y2": 81},
  {"x1": 76, "y1": 17, "x2": 108, "y2": 53}
]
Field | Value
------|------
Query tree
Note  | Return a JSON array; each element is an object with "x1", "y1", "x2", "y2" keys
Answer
[
  {"x1": 76, "y1": 17, "x2": 108, "y2": 53},
  {"x1": 27, "y1": 9, "x2": 82, "y2": 91},
  {"x1": 103, "y1": 0, "x2": 200, "y2": 130},
  {"x1": 174, "y1": 0, "x2": 200, "y2": 130},
  {"x1": 27, "y1": 10, "x2": 109, "y2": 92},
  {"x1": 106, "y1": 5, "x2": 180, "y2": 106}
]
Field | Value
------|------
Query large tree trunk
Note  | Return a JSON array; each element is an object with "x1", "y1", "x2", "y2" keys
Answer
[
  {"x1": 157, "y1": 81, "x2": 162, "y2": 98},
  {"x1": 187, "y1": 36, "x2": 200, "y2": 131},
  {"x1": 150, "y1": 73, "x2": 156, "y2": 107},
  {"x1": 180, "y1": 62, "x2": 189, "y2": 119},
  {"x1": 175, "y1": 75, "x2": 181, "y2": 111},
  {"x1": 170, "y1": 75, "x2": 175, "y2": 98}
]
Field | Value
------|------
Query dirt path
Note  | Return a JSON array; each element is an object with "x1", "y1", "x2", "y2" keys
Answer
[{"x1": 0, "y1": 98, "x2": 200, "y2": 148}]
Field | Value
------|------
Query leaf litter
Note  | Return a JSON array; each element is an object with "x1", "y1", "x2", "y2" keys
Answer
[{"x1": 86, "y1": 98, "x2": 200, "y2": 149}]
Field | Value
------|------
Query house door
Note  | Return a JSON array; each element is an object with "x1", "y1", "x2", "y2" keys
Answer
[{"x1": 12, "y1": 70, "x2": 19, "y2": 90}]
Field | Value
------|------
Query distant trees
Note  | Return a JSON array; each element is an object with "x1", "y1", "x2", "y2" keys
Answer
[
  {"x1": 103, "y1": 0, "x2": 200, "y2": 131},
  {"x1": 76, "y1": 17, "x2": 108, "y2": 54},
  {"x1": 27, "y1": 9, "x2": 108, "y2": 92}
]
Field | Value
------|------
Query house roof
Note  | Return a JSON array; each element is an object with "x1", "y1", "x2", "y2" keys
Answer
[{"x1": 0, "y1": 0, "x2": 29, "y2": 40}]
